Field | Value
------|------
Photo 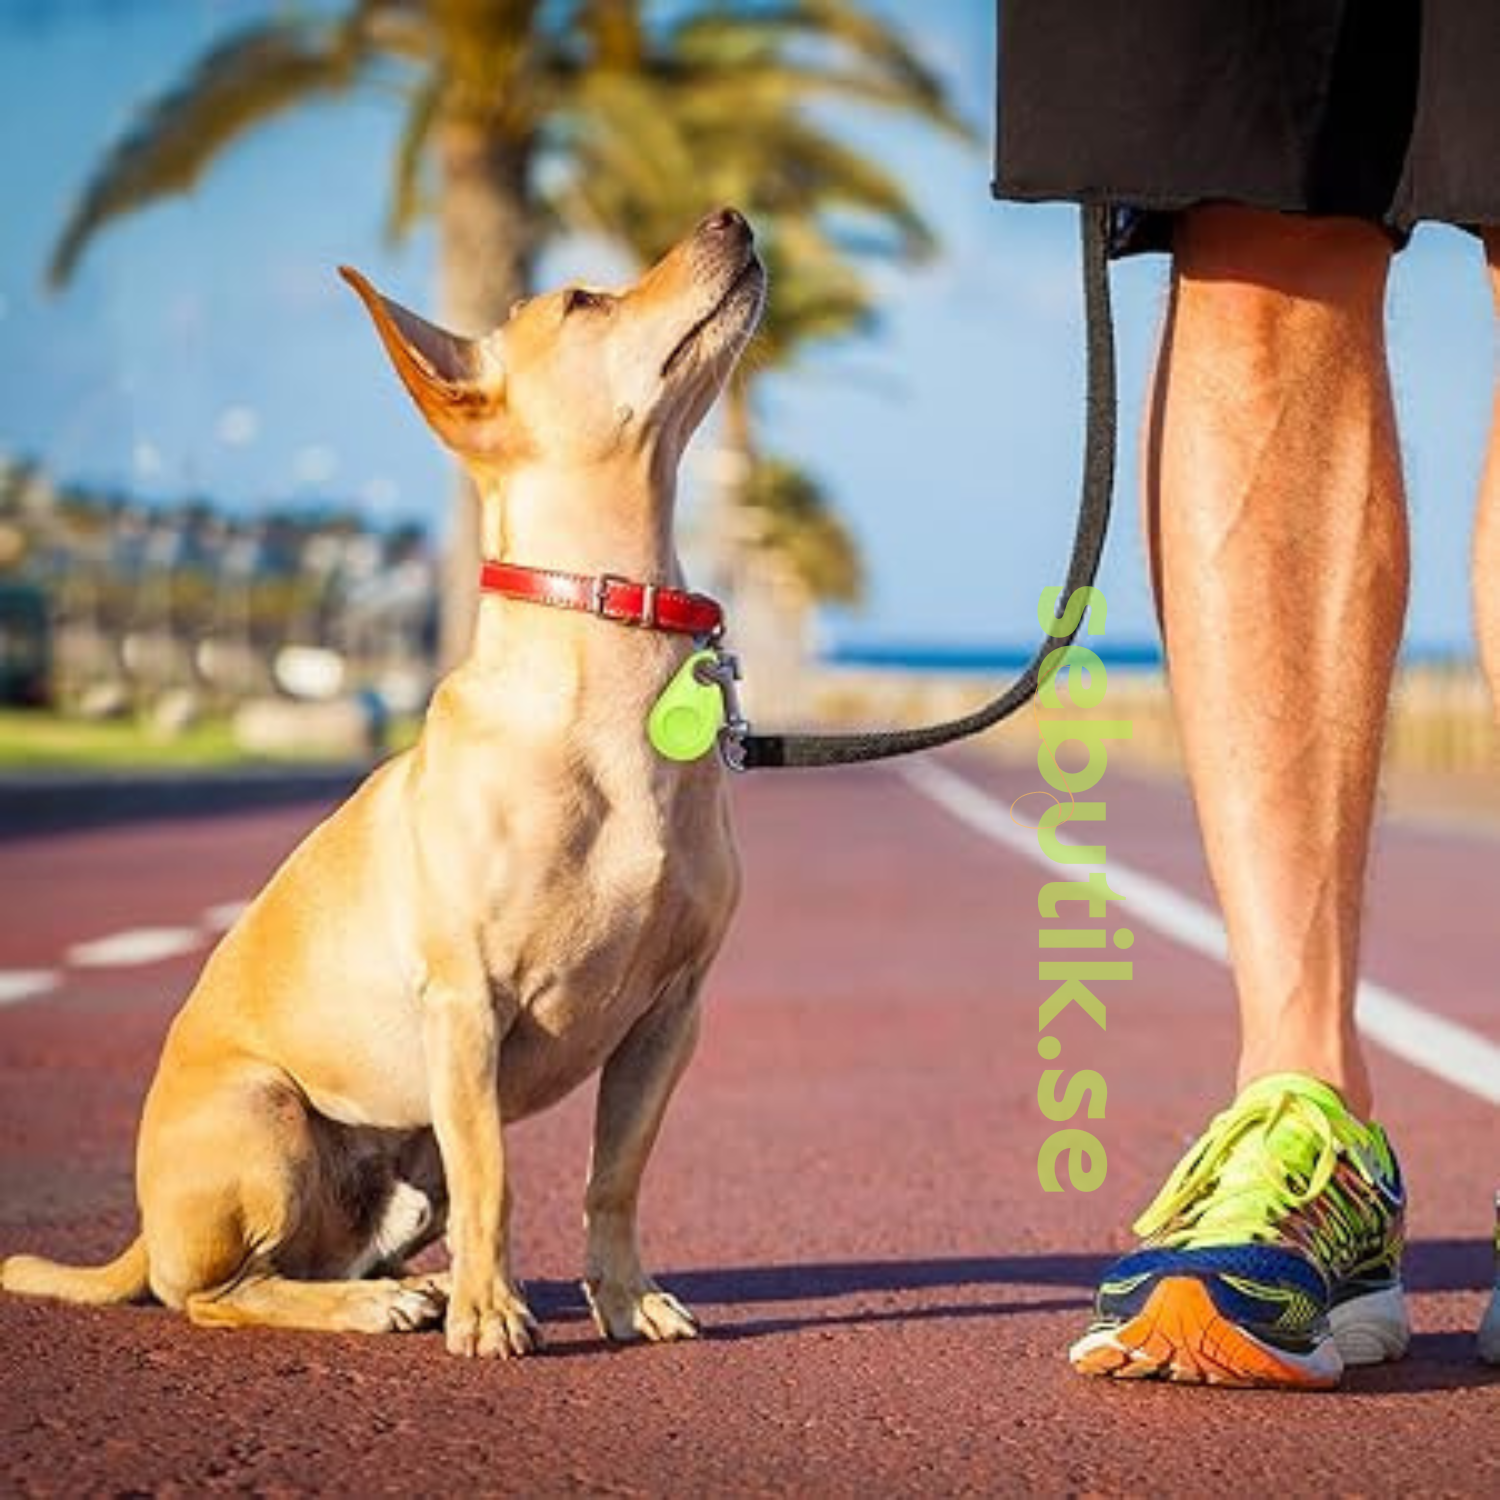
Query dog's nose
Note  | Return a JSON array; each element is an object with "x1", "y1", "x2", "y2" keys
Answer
[{"x1": 700, "y1": 206, "x2": 751, "y2": 240}]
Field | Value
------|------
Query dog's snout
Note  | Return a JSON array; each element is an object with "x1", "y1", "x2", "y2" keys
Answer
[{"x1": 699, "y1": 206, "x2": 751, "y2": 241}]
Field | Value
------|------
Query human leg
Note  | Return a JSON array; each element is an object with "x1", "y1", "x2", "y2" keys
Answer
[
  {"x1": 1073, "y1": 207, "x2": 1410, "y2": 1386},
  {"x1": 1151, "y1": 206, "x2": 1407, "y2": 1112}
]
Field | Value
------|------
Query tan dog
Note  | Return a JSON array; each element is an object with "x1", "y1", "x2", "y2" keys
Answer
[{"x1": 1, "y1": 209, "x2": 764, "y2": 1357}]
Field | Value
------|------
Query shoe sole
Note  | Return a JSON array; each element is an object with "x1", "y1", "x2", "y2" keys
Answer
[
  {"x1": 1479, "y1": 1286, "x2": 1500, "y2": 1366},
  {"x1": 1330, "y1": 1283, "x2": 1410, "y2": 1365},
  {"x1": 1069, "y1": 1276, "x2": 1343, "y2": 1389}
]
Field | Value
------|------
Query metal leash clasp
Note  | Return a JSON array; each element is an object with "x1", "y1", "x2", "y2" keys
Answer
[{"x1": 693, "y1": 647, "x2": 750, "y2": 772}]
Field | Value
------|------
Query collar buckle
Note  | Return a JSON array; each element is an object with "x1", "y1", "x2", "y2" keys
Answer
[
  {"x1": 589, "y1": 572, "x2": 627, "y2": 619},
  {"x1": 589, "y1": 573, "x2": 659, "y2": 629}
]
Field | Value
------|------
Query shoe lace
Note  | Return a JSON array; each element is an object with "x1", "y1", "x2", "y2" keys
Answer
[{"x1": 1134, "y1": 1092, "x2": 1372, "y2": 1253}]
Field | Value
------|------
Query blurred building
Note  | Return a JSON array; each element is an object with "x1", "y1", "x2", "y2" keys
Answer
[{"x1": 0, "y1": 450, "x2": 437, "y2": 714}]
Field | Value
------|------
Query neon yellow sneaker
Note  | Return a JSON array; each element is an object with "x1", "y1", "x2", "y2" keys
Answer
[{"x1": 1070, "y1": 1073, "x2": 1409, "y2": 1388}]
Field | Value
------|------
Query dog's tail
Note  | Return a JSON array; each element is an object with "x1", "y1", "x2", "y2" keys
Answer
[{"x1": 1, "y1": 1235, "x2": 150, "y2": 1305}]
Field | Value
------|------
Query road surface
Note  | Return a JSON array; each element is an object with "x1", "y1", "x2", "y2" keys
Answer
[{"x1": 1, "y1": 756, "x2": 1497, "y2": 1495}]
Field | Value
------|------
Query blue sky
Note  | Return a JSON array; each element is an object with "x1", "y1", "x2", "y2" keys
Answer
[{"x1": 0, "y1": 1, "x2": 1494, "y2": 652}]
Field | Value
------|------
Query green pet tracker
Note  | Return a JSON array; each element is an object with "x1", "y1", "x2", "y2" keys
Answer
[{"x1": 648, "y1": 650, "x2": 724, "y2": 761}]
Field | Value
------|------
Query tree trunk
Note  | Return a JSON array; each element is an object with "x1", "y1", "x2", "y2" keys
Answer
[
  {"x1": 712, "y1": 378, "x2": 756, "y2": 596},
  {"x1": 722, "y1": 377, "x2": 756, "y2": 475},
  {"x1": 435, "y1": 121, "x2": 535, "y2": 668}
]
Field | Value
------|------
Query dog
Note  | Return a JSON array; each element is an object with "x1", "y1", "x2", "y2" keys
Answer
[{"x1": 1, "y1": 208, "x2": 764, "y2": 1357}]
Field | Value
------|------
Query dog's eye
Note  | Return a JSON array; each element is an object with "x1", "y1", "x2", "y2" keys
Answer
[{"x1": 563, "y1": 287, "x2": 608, "y2": 315}]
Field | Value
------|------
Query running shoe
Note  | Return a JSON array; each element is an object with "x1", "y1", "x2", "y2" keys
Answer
[
  {"x1": 1478, "y1": 1190, "x2": 1500, "y2": 1366},
  {"x1": 1070, "y1": 1072, "x2": 1409, "y2": 1388}
]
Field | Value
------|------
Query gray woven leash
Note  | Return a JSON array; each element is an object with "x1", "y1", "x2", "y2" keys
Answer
[{"x1": 730, "y1": 205, "x2": 1116, "y2": 772}]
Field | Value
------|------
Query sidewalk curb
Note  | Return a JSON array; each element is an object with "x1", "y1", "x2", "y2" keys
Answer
[{"x1": 0, "y1": 764, "x2": 371, "y2": 840}]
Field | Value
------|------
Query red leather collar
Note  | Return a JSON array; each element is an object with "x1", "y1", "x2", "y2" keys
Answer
[{"x1": 479, "y1": 560, "x2": 725, "y2": 638}]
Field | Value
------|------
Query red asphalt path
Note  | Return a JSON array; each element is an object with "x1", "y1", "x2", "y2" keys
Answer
[{"x1": 0, "y1": 758, "x2": 1497, "y2": 1496}]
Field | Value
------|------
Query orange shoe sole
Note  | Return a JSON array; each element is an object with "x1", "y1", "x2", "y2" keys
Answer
[{"x1": 1069, "y1": 1276, "x2": 1342, "y2": 1389}]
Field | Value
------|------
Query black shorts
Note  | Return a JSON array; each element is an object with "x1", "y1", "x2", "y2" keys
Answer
[{"x1": 993, "y1": 1, "x2": 1500, "y2": 255}]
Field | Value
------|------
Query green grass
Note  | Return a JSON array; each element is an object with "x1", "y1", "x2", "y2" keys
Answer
[
  {"x1": 0, "y1": 710, "x2": 258, "y2": 770},
  {"x1": 0, "y1": 709, "x2": 425, "y2": 771},
  {"x1": 0, "y1": 709, "x2": 430, "y2": 771}
]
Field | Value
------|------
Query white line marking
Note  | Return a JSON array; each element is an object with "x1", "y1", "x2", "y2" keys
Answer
[
  {"x1": 67, "y1": 927, "x2": 205, "y2": 969},
  {"x1": 0, "y1": 969, "x2": 61, "y2": 1006},
  {"x1": 902, "y1": 759, "x2": 1500, "y2": 1107},
  {"x1": 201, "y1": 901, "x2": 249, "y2": 933}
]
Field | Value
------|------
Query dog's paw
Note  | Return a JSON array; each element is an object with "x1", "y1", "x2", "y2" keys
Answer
[
  {"x1": 348, "y1": 1276, "x2": 447, "y2": 1334},
  {"x1": 397, "y1": 1270, "x2": 451, "y2": 1323},
  {"x1": 444, "y1": 1285, "x2": 541, "y2": 1358},
  {"x1": 584, "y1": 1277, "x2": 701, "y2": 1344}
]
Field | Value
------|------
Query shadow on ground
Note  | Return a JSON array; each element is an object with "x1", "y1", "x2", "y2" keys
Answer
[
  {"x1": 520, "y1": 1238, "x2": 1495, "y2": 1356},
  {"x1": 659, "y1": 1237, "x2": 1494, "y2": 1304},
  {"x1": 502, "y1": 1240, "x2": 1500, "y2": 1390}
]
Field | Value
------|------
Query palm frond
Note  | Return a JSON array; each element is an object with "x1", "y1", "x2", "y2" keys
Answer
[
  {"x1": 541, "y1": 68, "x2": 702, "y2": 255},
  {"x1": 728, "y1": 114, "x2": 936, "y2": 260},
  {"x1": 572, "y1": 0, "x2": 648, "y2": 70},
  {"x1": 751, "y1": 221, "x2": 879, "y2": 365},
  {"x1": 425, "y1": 0, "x2": 545, "y2": 130},
  {"x1": 385, "y1": 73, "x2": 443, "y2": 243},
  {"x1": 672, "y1": 60, "x2": 973, "y2": 141},
  {"x1": 670, "y1": 0, "x2": 957, "y2": 121},
  {"x1": 743, "y1": 455, "x2": 865, "y2": 605},
  {"x1": 348, "y1": 0, "x2": 436, "y2": 62},
  {"x1": 48, "y1": 18, "x2": 371, "y2": 287}
]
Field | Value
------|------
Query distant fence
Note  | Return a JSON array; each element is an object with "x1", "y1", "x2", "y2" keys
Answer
[{"x1": 804, "y1": 662, "x2": 1497, "y2": 776}]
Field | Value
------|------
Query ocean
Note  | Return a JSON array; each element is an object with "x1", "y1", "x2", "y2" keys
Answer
[
  {"x1": 818, "y1": 640, "x2": 1471, "y2": 674},
  {"x1": 818, "y1": 640, "x2": 1164, "y2": 673}
]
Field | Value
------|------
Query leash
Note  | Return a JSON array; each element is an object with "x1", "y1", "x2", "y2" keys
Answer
[{"x1": 733, "y1": 204, "x2": 1116, "y2": 772}]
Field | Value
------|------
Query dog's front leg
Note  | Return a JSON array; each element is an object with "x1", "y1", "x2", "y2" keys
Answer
[
  {"x1": 583, "y1": 983, "x2": 702, "y2": 1343},
  {"x1": 422, "y1": 973, "x2": 538, "y2": 1358}
]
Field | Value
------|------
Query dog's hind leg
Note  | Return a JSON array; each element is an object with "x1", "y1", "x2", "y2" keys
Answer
[
  {"x1": 186, "y1": 1271, "x2": 446, "y2": 1334},
  {"x1": 140, "y1": 1060, "x2": 442, "y2": 1338},
  {"x1": 583, "y1": 983, "x2": 703, "y2": 1343}
]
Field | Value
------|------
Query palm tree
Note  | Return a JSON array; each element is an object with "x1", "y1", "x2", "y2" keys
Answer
[{"x1": 49, "y1": 0, "x2": 966, "y2": 663}]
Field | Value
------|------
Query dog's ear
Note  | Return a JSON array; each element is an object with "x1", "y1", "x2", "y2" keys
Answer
[{"x1": 340, "y1": 266, "x2": 507, "y2": 459}]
